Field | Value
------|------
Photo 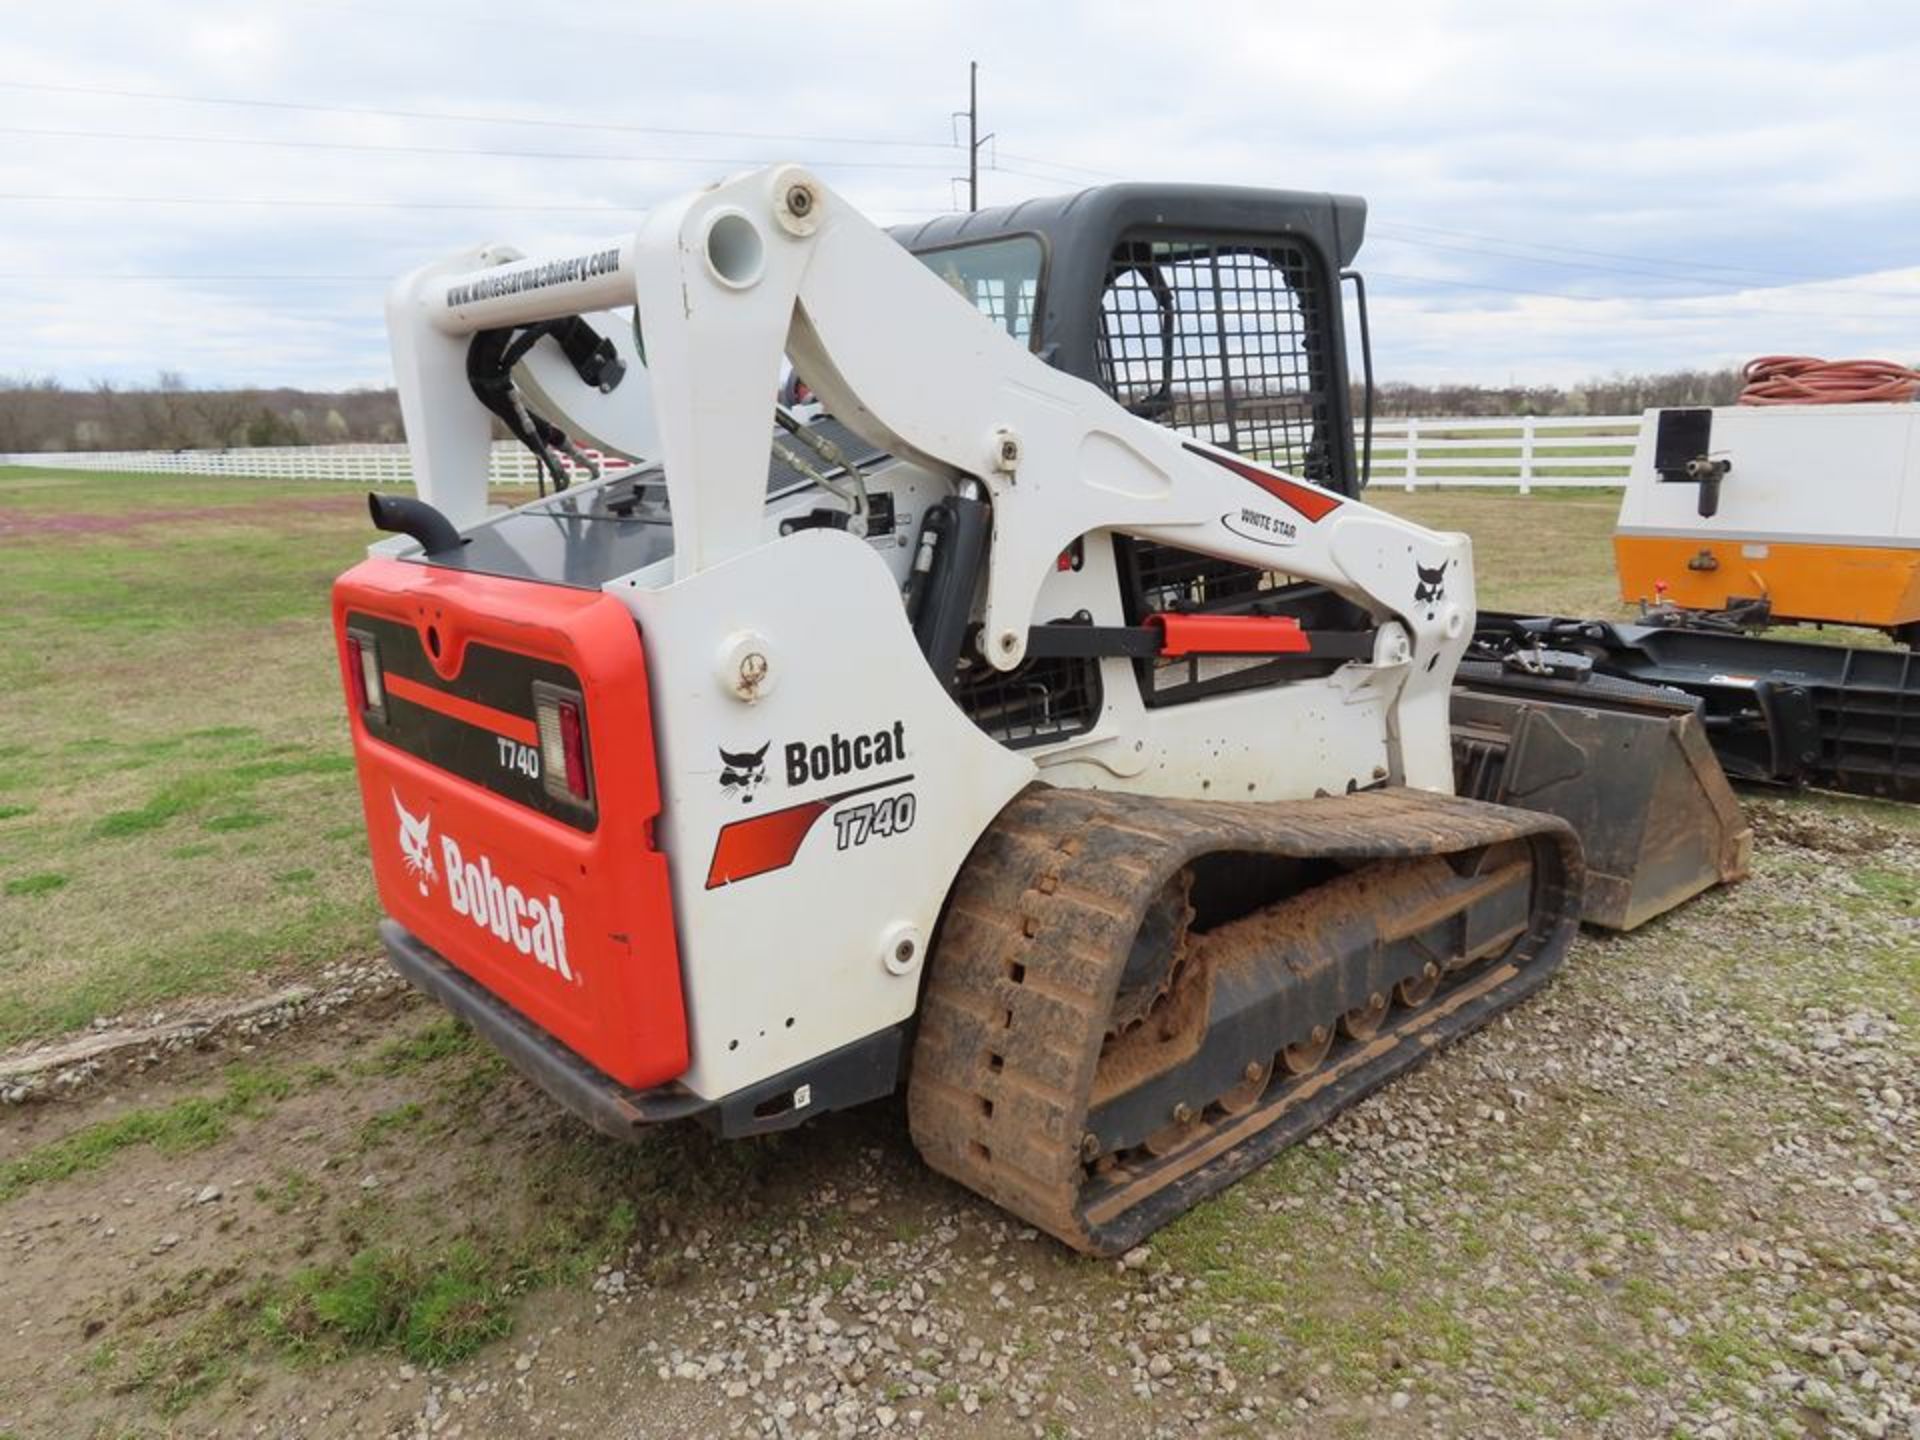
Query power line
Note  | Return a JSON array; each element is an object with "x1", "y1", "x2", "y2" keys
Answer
[
  {"x1": 1370, "y1": 225, "x2": 1918, "y2": 301},
  {"x1": 1372, "y1": 228, "x2": 1752, "y2": 287},
  {"x1": 1375, "y1": 218, "x2": 1834, "y2": 285},
  {"x1": 0, "y1": 77, "x2": 957, "y2": 151},
  {"x1": 986, "y1": 162, "x2": 1099, "y2": 190},
  {"x1": 0, "y1": 198, "x2": 1904, "y2": 313},
  {"x1": 0, "y1": 77, "x2": 1126, "y2": 188},
  {"x1": 0, "y1": 192, "x2": 952, "y2": 218},
  {"x1": 39, "y1": 119, "x2": 1888, "y2": 298},
  {"x1": 0, "y1": 124, "x2": 965, "y2": 171},
  {"x1": 1364, "y1": 267, "x2": 1920, "y2": 322},
  {"x1": 995, "y1": 150, "x2": 1124, "y2": 182}
]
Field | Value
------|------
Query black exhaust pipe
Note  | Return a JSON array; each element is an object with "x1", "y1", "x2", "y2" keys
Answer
[{"x1": 367, "y1": 492, "x2": 463, "y2": 557}]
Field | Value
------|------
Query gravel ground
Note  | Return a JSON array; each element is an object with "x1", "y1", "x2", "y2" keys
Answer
[{"x1": 0, "y1": 791, "x2": 1915, "y2": 1440}]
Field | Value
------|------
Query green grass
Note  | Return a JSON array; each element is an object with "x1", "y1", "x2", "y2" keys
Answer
[
  {"x1": 4, "y1": 871, "x2": 67, "y2": 897},
  {"x1": 369, "y1": 1015, "x2": 478, "y2": 1072},
  {"x1": 0, "y1": 893, "x2": 372, "y2": 1043},
  {"x1": 0, "y1": 465, "x2": 379, "y2": 1046},
  {"x1": 264, "y1": 1242, "x2": 512, "y2": 1366},
  {"x1": 1856, "y1": 866, "x2": 1920, "y2": 912},
  {"x1": 1371, "y1": 486, "x2": 1630, "y2": 618},
  {"x1": 69, "y1": 1013, "x2": 696, "y2": 1412},
  {"x1": 357, "y1": 1101, "x2": 426, "y2": 1147},
  {"x1": 118, "y1": 1298, "x2": 261, "y2": 1415},
  {"x1": 0, "y1": 1065, "x2": 293, "y2": 1203},
  {"x1": 253, "y1": 1168, "x2": 323, "y2": 1215},
  {"x1": 90, "y1": 754, "x2": 352, "y2": 839},
  {"x1": 109, "y1": 1134, "x2": 664, "y2": 1407}
]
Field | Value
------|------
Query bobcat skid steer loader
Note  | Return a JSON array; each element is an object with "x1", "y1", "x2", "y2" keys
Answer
[{"x1": 333, "y1": 165, "x2": 1732, "y2": 1254}]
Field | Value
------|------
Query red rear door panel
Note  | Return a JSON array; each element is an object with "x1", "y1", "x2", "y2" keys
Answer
[{"x1": 333, "y1": 556, "x2": 686, "y2": 1089}]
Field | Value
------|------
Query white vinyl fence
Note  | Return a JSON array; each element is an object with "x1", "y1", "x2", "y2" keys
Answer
[
  {"x1": 1359, "y1": 415, "x2": 1637, "y2": 492},
  {"x1": 4, "y1": 416, "x2": 1639, "y2": 492},
  {"x1": 0, "y1": 441, "x2": 623, "y2": 488}
]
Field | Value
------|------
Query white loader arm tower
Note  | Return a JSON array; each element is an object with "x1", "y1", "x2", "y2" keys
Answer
[{"x1": 386, "y1": 164, "x2": 1474, "y2": 793}]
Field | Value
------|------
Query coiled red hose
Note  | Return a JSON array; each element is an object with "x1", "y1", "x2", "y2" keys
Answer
[{"x1": 1738, "y1": 355, "x2": 1920, "y2": 405}]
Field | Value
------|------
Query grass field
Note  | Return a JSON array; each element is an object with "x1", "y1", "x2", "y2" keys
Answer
[
  {"x1": 0, "y1": 469, "x2": 380, "y2": 1045},
  {"x1": 0, "y1": 466, "x2": 1635, "y2": 1048},
  {"x1": 3, "y1": 465, "x2": 1917, "y2": 1438}
]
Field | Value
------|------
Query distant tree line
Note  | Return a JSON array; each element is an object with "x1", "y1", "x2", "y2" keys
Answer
[
  {"x1": 1355, "y1": 367, "x2": 1745, "y2": 418},
  {"x1": 0, "y1": 374, "x2": 405, "y2": 454},
  {"x1": 0, "y1": 365, "x2": 1752, "y2": 455}
]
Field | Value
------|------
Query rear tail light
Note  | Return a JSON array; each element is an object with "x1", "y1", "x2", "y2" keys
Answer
[
  {"x1": 534, "y1": 682, "x2": 593, "y2": 807},
  {"x1": 345, "y1": 628, "x2": 386, "y2": 720}
]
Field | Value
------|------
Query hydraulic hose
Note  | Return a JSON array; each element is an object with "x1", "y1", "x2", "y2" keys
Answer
[{"x1": 1738, "y1": 355, "x2": 1920, "y2": 406}]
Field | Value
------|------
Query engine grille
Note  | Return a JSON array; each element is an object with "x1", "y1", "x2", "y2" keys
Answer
[{"x1": 1094, "y1": 234, "x2": 1335, "y2": 486}]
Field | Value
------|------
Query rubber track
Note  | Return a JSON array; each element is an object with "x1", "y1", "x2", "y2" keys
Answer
[{"x1": 907, "y1": 785, "x2": 1582, "y2": 1255}]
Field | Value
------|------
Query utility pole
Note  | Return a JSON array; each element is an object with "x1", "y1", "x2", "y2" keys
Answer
[
  {"x1": 951, "y1": 61, "x2": 994, "y2": 212},
  {"x1": 967, "y1": 61, "x2": 978, "y2": 212}
]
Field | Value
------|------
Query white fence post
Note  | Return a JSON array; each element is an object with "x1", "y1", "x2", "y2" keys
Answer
[
  {"x1": 1519, "y1": 416, "x2": 1534, "y2": 496},
  {"x1": 1404, "y1": 416, "x2": 1420, "y2": 492}
]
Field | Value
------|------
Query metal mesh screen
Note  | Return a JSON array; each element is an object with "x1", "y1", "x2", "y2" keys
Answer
[
  {"x1": 955, "y1": 653, "x2": 1101, "y2": 749},
  {"x1": 1094, "y1": 233, "x2": 1342, "y2": 706},
  {"x1": 1094, "y1": 236, "x2": 1333, "y2": 484}
]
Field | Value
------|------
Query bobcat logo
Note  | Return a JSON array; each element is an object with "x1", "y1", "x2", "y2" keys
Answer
[
  {"x1": 393, "y1": 791, "x2": 437, "y2": 894},
  {"x1": 1414, "y1": 560, "x2": 1448, "y2": 619},
  {"x1": 718, "y1": 743, "x2": 769, "y2": 803}
]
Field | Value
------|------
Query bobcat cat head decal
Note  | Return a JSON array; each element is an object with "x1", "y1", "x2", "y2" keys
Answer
[
  {"x1": 1414, "y1": 559, "x2": 1448, "y2": 619},
  {"x1": 393, "y1": 790, "x2": 437, "y2": 895},
  {"x1": 718, "y1": 743, "x2": 770, "y2": 803}
]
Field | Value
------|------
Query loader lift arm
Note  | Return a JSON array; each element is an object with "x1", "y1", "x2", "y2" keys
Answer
[{"x1": 389, "y1": 164, "x2": 1474, "y2": 792}]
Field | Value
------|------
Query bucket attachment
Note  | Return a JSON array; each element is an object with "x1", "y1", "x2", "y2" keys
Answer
[{"x1": 1450, "y1": 665, "x2": 1751, "y2": 930}]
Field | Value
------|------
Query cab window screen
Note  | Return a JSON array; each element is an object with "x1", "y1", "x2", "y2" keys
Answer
[
  {"x1": 1095, "y1": 236, "x2": 1332, "y2": 486},
  {"x1": 917, "y1": 236, "x2": 1042, "y2": 346},
  {"x1": 1098, "y1": 234, "x2": 1348, "y2": 710}
]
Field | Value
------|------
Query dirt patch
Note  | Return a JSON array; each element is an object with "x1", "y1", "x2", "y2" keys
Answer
[{"x1": 1743, "y1": 793, "x2": 1903, "y2": 856}]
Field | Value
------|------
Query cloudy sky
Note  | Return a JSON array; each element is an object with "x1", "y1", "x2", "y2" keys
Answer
[{"x1": 4, "y1": 1, "x2": 1916, "y2": 390}]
